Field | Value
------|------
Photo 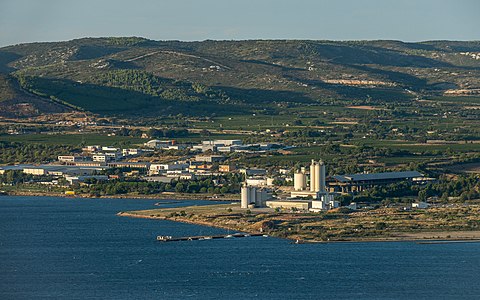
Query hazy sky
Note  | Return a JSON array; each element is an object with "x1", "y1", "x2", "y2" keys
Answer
[{"x1": 1, "y1": 0, "x2": 479, "y2": 47}]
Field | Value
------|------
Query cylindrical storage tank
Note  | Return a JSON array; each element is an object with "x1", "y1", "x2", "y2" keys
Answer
[
  {"x1": 314, "y1": 161, "x2": 321, "y2": 192},
  {"x1": 310, "y1": 161, "x2": 316, "y2": 192},
  {"x1": 294, "y1": 172, "x2": 305, "y2": 191},
  {"x1": 319, "y1": 161, "x2": 326, "y2": 192},
  {"x1": 266, "y1": 177, "x2": 275, "y2": 186},
  {"x1": 249, "y1": 186, "x2": 256, "y2": 206},
  {"x1": 255, "y1": 189, "x2": 264, "y2": 207},
  {"x1": 241, "y1": 186, "x2": 249, "y2": 208}
]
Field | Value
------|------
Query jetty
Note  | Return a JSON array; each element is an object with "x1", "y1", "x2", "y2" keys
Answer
[
  {"x1": 157, "y1": 232, "x2": 266, "y2": 242},
  {"x1": 416, "y1": 239, "x2": 480, "y2": 244}
]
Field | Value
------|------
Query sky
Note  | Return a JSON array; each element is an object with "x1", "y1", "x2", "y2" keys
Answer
[{"x1": 0, "y1": 0, "x2": 479, "y2": 47}]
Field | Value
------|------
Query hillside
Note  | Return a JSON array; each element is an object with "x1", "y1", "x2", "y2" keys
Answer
[
  {"x1": 1, "y1": 37, "x2": 480, "y2": 117},
  {"x1": 0, "y1": 73, "x2": 70, "y2": 118}
]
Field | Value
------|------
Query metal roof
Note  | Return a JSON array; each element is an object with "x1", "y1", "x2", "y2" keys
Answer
[{"x1": 333, "y1": 171, "x2": 423, "y2": 182}]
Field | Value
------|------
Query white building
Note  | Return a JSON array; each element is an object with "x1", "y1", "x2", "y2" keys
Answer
[
  {"x1": 102, "y1": 146, "x2": 119, "y2": 152},
  {"x1": 58, "y1": 155, "x2": 84, "y2": 163},
  {"x1": 203, "y1": 139, "x2": 242, "y2": 146},
  {"x1": 122, "y1": 149, "x2": 143, "y2": 157},
  {"x1": 149, "y1": 163, "x2": 189, "y2": 175},
  {"x1": 245, "y1": 177, "x2": 268, "y2": 187},
  {"x1": 144, "y1": 140, "x2": 175, "y2": 149},
  {"x1": 412, "y1": 202, "x2": 429, "y2": 209},
  {"x1": 93, "y1": 154, "x2": 108, "y2": 162},
  {"x1": 82, "y1": 145, "x2": 101, "y2": 152}
]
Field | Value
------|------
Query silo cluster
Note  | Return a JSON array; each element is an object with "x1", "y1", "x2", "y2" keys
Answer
[
  {"x1": 294, "y1": 160, "x2": 326, "y2": 192},
  {"x1": 241, "y1": 184, "x2": 270, "y2": 208}
]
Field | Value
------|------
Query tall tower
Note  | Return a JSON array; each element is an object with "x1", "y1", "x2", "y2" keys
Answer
[
  {"x1": 310, "y1": 160, "x2": 316, "y2": 192},
  {"x1": 314, "y1": 161, "x2": 321, "y2": 192},
  {"x1": 319, "y1": 160, "x2": 326, "y2": 192},
  {"x1": 294, "y1": 169, "x2": 306, "y2": 191},
  {"x1": 241, "y1": 184, "x2": 249, "y2": 208}
]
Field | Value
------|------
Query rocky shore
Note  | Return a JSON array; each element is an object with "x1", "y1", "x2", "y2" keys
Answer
[{"x1": 118, "y1": 203, "x2": 480, "y2": 243}]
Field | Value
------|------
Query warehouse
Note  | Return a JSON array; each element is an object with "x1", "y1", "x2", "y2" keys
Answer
[{"x1": 328, "y1": 171, "x2": 424, "y2": 193}]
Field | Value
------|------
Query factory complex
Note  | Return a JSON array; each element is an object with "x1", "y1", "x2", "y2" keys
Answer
[
  {"x1": 0, "y1": 138, "x2": 431, "y2": 210},
  {"x1": 240, "y1": 159, "x2": 428, "y2": 212}
]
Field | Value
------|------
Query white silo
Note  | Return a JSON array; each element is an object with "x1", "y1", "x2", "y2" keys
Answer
[
  {"x1": 310, "y1": 160, "x2": 316, "y2": 192},
  {"x1": 314, "y1": 161, "x2": 321, "y2": 192},
  {"x1": 319, "y1": 160, "x2": 326, "y2": 192},
  {"x1": 294, "y1": 171, "x2": 306, "y2": 191},
  {"x1": 241, "y1": 185, "x2": 249, "y2": 208}
]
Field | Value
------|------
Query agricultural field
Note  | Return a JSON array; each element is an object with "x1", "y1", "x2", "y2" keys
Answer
[{"x1": 0, "y1": 133, "x2": 147, "y2": 146}]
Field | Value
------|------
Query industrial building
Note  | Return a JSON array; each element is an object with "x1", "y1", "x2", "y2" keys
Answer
[
  {"x1": 149, "y1": 163, "x2": 189, "y2": 175},
  {"x1": 266, "y1": 160, "x2": 338, "y2": 211},
  {"x1": 58, "y1": 156, "x2": 86, "y2": 163},
  {"x1": 242, "y1": 168, "x2": 267, "y2": 176},
  {"x1": 329, "y1": 171, "x2": 424, "y2": 193},
  {"x1": 195, "y1": 155, "x2": 225, "y2": 163},
  {"x1": 122, "y1": 148, "x2": 144, "y2": 157},
  {"x1": 144, "y1": 139, "x2": 176, "y2": 149},
  {"x1": 245, "y1": 177, "x2": 275, "y2": 187},
  {"x1": 107, "y1": 162, "x2": 150, "y2": 169},
  {"x1": 240, "y1": 184, "x2": 273, "y2": 208},
  {"x1": 0, "y1": 164, "x2": 107, "y2": 177},
  {"x1": 290, "y1": 159, "x2": 327, "y2": 199},
  {"x1": 265, "y1": 200, "x2": 311, "y2": 210}
]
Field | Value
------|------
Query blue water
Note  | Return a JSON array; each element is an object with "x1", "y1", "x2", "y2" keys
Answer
[{"x1": 1, "y1": 196, "x2": 480, "y2": 299}]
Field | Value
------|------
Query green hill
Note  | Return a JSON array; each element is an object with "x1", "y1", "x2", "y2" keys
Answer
[
  {"x1": 0, "y1": 74, "x2": 70, "y2": 117},
  {"x1": 1, "y1": 37, "x2": 480, "y2": 117}
]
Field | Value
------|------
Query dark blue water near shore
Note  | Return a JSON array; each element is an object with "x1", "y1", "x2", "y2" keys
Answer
[{"x1": 1, "y1": 196, "x2": 480, "y2": 299}]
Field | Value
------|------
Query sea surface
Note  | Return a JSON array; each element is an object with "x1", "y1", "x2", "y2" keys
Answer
[{"x1": 1, "y1": 196, "x2": 480, "y2": 299}]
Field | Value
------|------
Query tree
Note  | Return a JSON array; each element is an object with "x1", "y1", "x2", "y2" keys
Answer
[{"x1": 175, "y1": 183, "x2": 184, "y2": 193}]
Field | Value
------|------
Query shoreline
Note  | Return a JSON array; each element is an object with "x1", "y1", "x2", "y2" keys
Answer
[
  {"x1": 117, "y1": 211, "x2": 252, "y2": 237},
  {"x1": 6, "y1": 192, "x2": 480, "y2": 244},
  {"x1": 1, "y1": 191, "x2": 239, "y2": 202},
  {"x1": 117, "y1": 211, "x2": 480, "y2": 244}
]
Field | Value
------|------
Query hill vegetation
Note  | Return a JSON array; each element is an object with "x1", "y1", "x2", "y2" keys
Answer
[{"x1": 1, "y1": 37, "x2": 480, "y2": 117}]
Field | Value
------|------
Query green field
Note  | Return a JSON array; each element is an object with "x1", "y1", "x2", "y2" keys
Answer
[{"x1": 0, "y1": 133, "x2": 147, "y2": 146}]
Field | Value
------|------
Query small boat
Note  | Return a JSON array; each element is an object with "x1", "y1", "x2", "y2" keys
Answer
[
  {"x1": 204, "y1": 236, "x2": 212, "y2": 240},
  {"x1": 262, "y1": 234, "x2": 269, "y2": 238},
  {"x1": 225, "y1": 235, "x2": 233, "y2": 238},
  {"x1": 157, "y1": 235, "x2": 172, "y2": 241}
]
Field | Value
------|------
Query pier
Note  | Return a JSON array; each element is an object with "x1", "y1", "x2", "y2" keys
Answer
[
  {"x1": 157, "y1": 232, "x2": 266, "y2": 242},
  {"x1": 416, "y1": 239, "x2": 480, "y2": 244}
]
